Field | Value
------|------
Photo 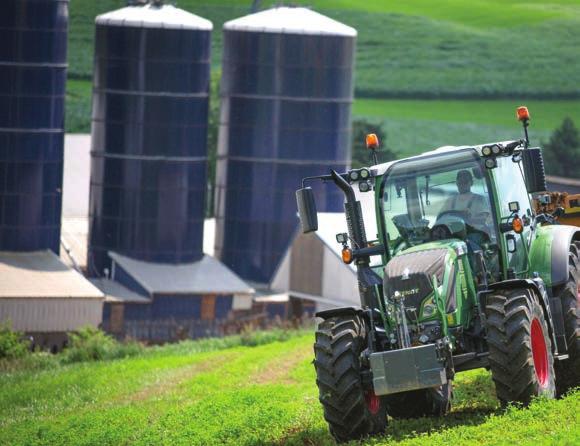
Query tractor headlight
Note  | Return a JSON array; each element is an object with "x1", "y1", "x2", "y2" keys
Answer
[
  {"x1": 484, "y1": 158, "x2": 497, "y2": 169},
  {"x1": 482, "y1": 146, "x2": 492, "y2": 156},
  {"x1": 359, "y1": 181, "x2": 371, "y2": 193},
  {"x1": 349, "y1": 170, "x2": 359, "y2": 181},
  {"x1": 360, "y1": 168, "x2": 370, "y2": 179},
  {"x1": 491, "y1": 144, "x2": 502, "y2": 155}
]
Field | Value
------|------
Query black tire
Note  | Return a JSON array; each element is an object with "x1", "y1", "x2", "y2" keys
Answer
[
  {"x1": 485, "y1": 288, "x2": 556, "y2": 406},
  {"x1": 313, "y1": 315, "x2": 387, "y2": 443},
  {"x1": 555, "y1": 243, "x2": 580, "y2": 395},
  {"x1": 384, "y1": 381, "x2": 452, "y2": 419}
]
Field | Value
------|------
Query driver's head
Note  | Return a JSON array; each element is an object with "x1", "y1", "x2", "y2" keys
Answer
[{"x1": 456, "y1": 170, "x2": 473, "y2": 194}]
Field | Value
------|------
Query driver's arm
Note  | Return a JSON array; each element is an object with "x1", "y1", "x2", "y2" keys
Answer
[{"x1": 468, "y1": 195, "x2": 491, "y2": 227}]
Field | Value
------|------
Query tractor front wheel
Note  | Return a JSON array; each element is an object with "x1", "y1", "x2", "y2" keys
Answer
[
  {"x1": 485, "y1": 288, "x2": 556, "y2": 406},
  {"x1": 314, "y1": 315, "x2": 387, "y2": 443}
]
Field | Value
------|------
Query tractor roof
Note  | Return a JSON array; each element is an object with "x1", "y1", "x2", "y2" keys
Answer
[{"x1": 372, "y1": 140, "x2": 518, "y2": 176}]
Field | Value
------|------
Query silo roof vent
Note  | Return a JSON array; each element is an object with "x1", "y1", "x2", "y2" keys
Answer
[
  {"x1": 223, "y1": 6, "x2": 356, "y2": 36},
  {"x1": 96, "y1": 3, "x2": 213, "y2": 30}
]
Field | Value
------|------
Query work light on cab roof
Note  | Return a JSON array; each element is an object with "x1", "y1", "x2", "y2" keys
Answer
[{"x1": 366, "y1": 133, "x2": 380, "y2": 165}]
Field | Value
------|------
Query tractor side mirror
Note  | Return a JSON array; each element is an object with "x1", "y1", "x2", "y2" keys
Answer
[
  {"x1": 296, "y1": 187, "x2": 318, "y2": 233},
  {"x1": 521, "y1": 148, "x2": 547, "y2": 193}
]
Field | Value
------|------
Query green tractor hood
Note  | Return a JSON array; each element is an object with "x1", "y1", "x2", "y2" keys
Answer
[{"x1": 383, "y1": 241, "x2": 463, "y2": 323}]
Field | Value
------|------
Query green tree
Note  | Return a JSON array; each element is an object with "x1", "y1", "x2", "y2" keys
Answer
[
  {"x1": 351, "y1": 118, "x2": 397, "y2": 169},
  {"x1": 542, "y1": 118, "x2": 580, "y2": 178},
  {"x1": 0, "y1": 323, "x2": 29, "y2": 360}
]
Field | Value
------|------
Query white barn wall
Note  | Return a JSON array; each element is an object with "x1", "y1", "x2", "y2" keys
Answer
[
  {"x1": 0, "y1": 299, "x2": 103, "y2": 332},
  {"x1": 319, "y1": 248, "x2": 359, "y2": 311},
  {"x1": 270, "y1": 249, "x2": 290, "y2": 291}
]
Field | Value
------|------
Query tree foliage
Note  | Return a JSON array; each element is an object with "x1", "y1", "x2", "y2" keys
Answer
[
  {"x1": 542, "y1": 118, "x2": 580, "y2": 178},
  {"x1": 0, "y1": 323, "x2": 29, "y2": 360}
]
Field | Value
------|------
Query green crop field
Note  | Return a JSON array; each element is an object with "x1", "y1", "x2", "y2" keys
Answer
[
  {"x1": 0, "y1": 333, "x2": 578, "y2": 446},
  {"x1": 68, "y1": 0, "x2": 580, "y2": 97},
  {"x1": 65, "y1": 0, "x2": 580, "y2": 144},
  {"x1": 352, "y1": 98, "x2": 580, "y2": 159}
]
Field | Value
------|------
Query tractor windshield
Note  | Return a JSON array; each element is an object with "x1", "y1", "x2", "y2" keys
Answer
[{"x1": 380, "y1": 149, "x2": 497, "y2": 258}]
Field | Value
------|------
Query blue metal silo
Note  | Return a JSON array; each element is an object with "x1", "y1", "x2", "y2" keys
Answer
[
  {"x1": 215, "y1": 7, "x2": 357, "y2": 284},
  {"x1": 88, "y1": 2, "x2": 212, "y2": 276},
  {"x1": 0, "y1": 0, "x2": 69, "y2": 253}
]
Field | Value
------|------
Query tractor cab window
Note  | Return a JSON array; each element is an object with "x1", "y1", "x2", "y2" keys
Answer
[
  {"x1": 493, "y1": 156, "x2": 533, "y2": 275},
  {"x1": 381, "y1": 150, "x2": 498, "y2": 262}
]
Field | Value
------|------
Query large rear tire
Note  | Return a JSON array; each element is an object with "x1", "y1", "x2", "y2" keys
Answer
[
  {"x1": 314, "y1": 315, "x2": 387, "y2": 443},
  {"x1": 384, "y1": 381, "x2": 452, "y2": 419},
  {"x1": 485, "y1": 288, "x2": 556, "y2": 406},
  {"x1": 555, "y1": 243, "x2": 580, "y2": 395}
]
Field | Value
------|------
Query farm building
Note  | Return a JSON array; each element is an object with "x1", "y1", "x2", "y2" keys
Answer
[
  {"x1": 266, "y1": 213, "x2": 364, "y2": 317},
  {"x1": 94, "y1": 252, "x2": 254, "y2": 342},
  {"x1": 546, "y1": 175, "x2": 580, "y2": 194},
  {"x1": 61, "y1": 135, "x2": 255, "y2": 342},
  {"x1": 0, "y1": 250, "x2": 104, "y2": 351}
]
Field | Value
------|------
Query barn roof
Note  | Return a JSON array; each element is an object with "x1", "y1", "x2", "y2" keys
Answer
[
  {"x1": 0, "y1": 251, "x2": 104, "y2": 299},
  {"x1": 109, "y1": 252, "x2": 254, "y2": 296},
  {"x1": 90, "y1": 278, "x2": 150, "y2": 304}
]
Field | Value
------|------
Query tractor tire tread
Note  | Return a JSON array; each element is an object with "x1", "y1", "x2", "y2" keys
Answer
[
  {"x1": 485, "y1": 288, "x2": 556, "y2": 406},
  {"x1": 314, "y1": 315, "x2": 386, "y2": 443},
  {"x1": 555, "y1": 246, "x2": 580, "y2": 395}
]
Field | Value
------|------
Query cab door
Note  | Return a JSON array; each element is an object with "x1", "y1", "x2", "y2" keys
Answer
[{"x1": 492, "y1": 156, "x2": 534, "y2": 278}]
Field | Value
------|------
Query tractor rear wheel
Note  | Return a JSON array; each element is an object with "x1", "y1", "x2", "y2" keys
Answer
[
  {"x1": 485, "y1": 288, "x2": 556, "y2": 406},
  {"x1": 384, "y1": 381, "x2": 452, "y2": 419},
  {"x1": 314, "y1": 315, "x2": 387, "y2": 443},
  {"x1": 555, "y1": 243, "x2": 580, "y2": 395}
]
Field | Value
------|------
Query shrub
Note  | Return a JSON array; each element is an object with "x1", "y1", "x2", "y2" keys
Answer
[
  {"x1": 61, "y1": 326, "x2": 143, "y2": 364},
  {"x1": 0, "y1": 323, "x2": 29, "y2": 360},
  {"x1": 542, "y1": 118, "x2": 580, "y2": 177}
]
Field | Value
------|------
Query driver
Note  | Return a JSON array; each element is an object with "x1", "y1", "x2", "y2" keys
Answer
[{"x1": 441, "y1": 170, "x2": 490, "y2": 229}]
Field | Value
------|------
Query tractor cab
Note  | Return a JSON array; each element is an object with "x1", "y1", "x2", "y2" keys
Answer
[{"x1": 377, "y1": 147, "x2": 500, "y2": 284}]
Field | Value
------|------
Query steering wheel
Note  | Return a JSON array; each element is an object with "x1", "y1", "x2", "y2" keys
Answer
[
  {"x1": 436, "y1": 210, "x2": 469, "y2": 221},
  {"x1": 430, "y1": 210, "x2": 468, "y2": 241},
  {"x1": 430, "y1": 224, "x2": 453, "y2": 240}
]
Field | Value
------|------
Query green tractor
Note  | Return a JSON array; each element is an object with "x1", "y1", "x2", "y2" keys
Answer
[{"x1": 296, "y1": 108, "x2": 580, "y2": 442}]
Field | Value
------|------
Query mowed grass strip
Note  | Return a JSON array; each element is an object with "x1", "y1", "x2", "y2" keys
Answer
[
  {"x1": 0, "y1": 336, "x2": 315, "y2": 445},
  {"x1": 1, "y1": 333, "x2": 578, "y2": 446}
]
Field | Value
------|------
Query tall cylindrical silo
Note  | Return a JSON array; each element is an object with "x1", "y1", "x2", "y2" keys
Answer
[
  {"x1": 215, "y1": 7, "x2": 357, "y2": 284},
  {"x1": 88, "y1": 3, "x2": 212, "y2": 276},
  {"x1": 0, "y1": 0, "x2": 69, "y2": 253}
]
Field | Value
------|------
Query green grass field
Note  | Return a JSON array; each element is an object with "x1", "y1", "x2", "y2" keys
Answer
[
  {"x1": 0, "y1": 333, "x2": 578, "y2": 446},
  {"x1": 353, "y1": 99, "x2": 580, "y2": 158},
  {"x1": 68, "y1": 1, "x2": 580, "y2": 98},
  {"x1": 65, "y1": 1, "x2": 580, "y2": 141}
]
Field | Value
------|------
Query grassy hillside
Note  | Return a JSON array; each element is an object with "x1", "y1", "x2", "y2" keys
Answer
[
  {"x1": 353, "y1": 99, "x2": 580, "y2": 158},
  {"x1": 68, "y1": 1, "x2": 580, "y2": 97},
  {"x1": 0, "y1": 332, "x2": 578, "y2": 445}
]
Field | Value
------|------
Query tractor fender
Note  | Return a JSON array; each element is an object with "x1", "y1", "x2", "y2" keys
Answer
[
  {"x1": 529, "y1": 224, "x2": 580, "y2": 288},
  {"x1": 315, "y1": 306, "x2": 365, "y2": 320},
  {"x1": 487, "y1": 278, "x2": 560, "y2": 354}
]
